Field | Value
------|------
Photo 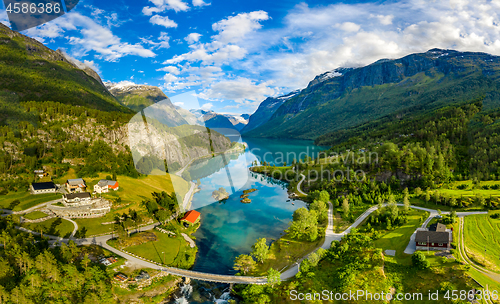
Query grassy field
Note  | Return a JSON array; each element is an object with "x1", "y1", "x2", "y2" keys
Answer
[
  {"x1": 438, "y1": 180, "x2": 500, "y2": 198},
  {"x1": 0, "y1": 192, "x2": 60, "y2": 211},
  {"x1": 23, "y1": 211, "x2": 48, "y2": 220},
  {"x1": 125, "y1": 231, "x2": 182, "y2": 265},
  {"x1": 61, "y1": 172, "x2": 189, "y2": 236},
  {"x1": 22, "y1": 217, "x2": 74, "y2": 238},
  {"x1": 368, "y1": 208, "x2": 428, "y2": 264},
  {"x1": 451, "y1": 220, "x2": 500, "y2": 301},
  {"x1": 109, "y1": 221, "x2": 198, "y2": 269},
  {"x1": 463, "y1": 212, "x2": 500, "y2": 272}
]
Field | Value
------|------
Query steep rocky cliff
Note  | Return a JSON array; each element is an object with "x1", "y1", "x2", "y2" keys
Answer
[
  {"x1": 241, "y1": 90, "x2": 299, "y2": 134},
  {"x1": 244, "y1": 49, "x2": 500, "y2": 139}
]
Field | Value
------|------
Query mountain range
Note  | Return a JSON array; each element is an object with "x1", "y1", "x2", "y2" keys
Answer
[{"x1": 242, "y1": 49, "x2": 500, "y2": 142}]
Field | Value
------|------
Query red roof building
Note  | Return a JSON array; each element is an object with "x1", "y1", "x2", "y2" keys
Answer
[{"x1": 180, "y1": 210, "x2": 201, "y2": 225}]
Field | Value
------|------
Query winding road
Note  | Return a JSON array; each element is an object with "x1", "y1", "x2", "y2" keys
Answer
[{"x1": 11, "y1": 172, "x2": 498, "y2": 287}]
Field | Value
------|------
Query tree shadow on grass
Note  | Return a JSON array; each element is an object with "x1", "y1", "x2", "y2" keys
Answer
[{"x1": 151, "y1": 241, "x2": 163, "y2": 264}]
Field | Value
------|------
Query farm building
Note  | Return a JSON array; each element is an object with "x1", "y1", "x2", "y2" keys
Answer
[
  {"x1": 180, "y1": 210, "x2": 201, "y2": 227},
  {"x1": 415, "y1": 223, "x2": 452, "y2": 251},
  {"x1": 66, "y1": 178, "x2": 87, "y2": 193},
  {"x1": 94, "y1": 180, "x2": 119, "y2": 193},
  {"x1": 30, "y1": 182, "x2": 57, "y2": 194}
]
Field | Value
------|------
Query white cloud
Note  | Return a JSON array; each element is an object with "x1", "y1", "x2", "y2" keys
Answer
[
  {"x1": 201, "y1": 102, "x2": 213, "y2": 110},
  {"x1": 185, "y1": 32, "x2": 202, "y2": 44},
  {"x1": 212, "y1": 10, "x2": 269, "y2": 44},
  {"x1": 157, "y1": 66, "x2": 180, "y2": 74},
  {"x1": 141, "y1": 32, "x2": 171, "y2": 49},
  {"x1": 25, "y1": 13, "x2": 155, "y2": 62},
  {"x1": 174, "y1": 101, "x2": 184, "y2": 106},
  {"x1": 83, "y1": 60, "x2": 101, "y2": 74},
  {"x1": 149, "y1": 15, "x2": 178, "y2": 28},
  {"x1": 143, "y1": 0, "x2": 190, "y2": 15},
  {"x1": 193, "y1": 0, "x2": 210, "y2": 7},
  {"x1": 371, "y1": 14, "x2": 394, "y2": 25},
  {"x1": 200, "y1": 78, "x2": 275, "y2": 105},
  {"x1": 158, "y1": 0, "x2": 500, "y2": 111},
  {"x1": 337, "y1": 22, "x2": 360, "y2": 32},
  {"x1": 163, "y1": 73, "x2": 179, "y2": 83}
]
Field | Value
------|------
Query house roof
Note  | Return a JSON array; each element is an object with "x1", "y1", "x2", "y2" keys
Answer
[
  {"x1": 429, "y1": 222, "x2": 447, "y2": 232},
  {"x1": 67, "y1": 178, "x2": 86, "y2": 186},
  {"x1": 97, "y1": 180, "x2": 118, "y2": 188},
  {"x1": 32, "y1": 182, "x2": 56, "y2": 191},
  {"x1": 181, "y1": 210, "x2": 201, "y2": 224},
  {"x1": 64, "y1": 192, "x2": 91, "y2": 200},
  {"x1": 415, "y1": 231, "x2": 450, "y2": 243}
]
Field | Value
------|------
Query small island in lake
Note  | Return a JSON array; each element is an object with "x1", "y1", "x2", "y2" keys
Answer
[
  {"x1": 242, "y1": 188, "x2": 257, "y2": 195},
  {"x1": 240, "y1": 188, "x2": 257, "y2": 203},
  {"x1": 212, "y1": 187, "x2": 229, "y2": 201},
  {"x1": 240, "y1": 197, "x2": 251, "y2": 203}
]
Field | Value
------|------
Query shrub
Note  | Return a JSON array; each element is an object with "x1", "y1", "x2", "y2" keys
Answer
[{"x1": 412, "y1": 252, "x2": 430, "y2": 269}]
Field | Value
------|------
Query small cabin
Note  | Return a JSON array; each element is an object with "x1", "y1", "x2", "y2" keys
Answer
[{"x1": 180, "y1": 210, "x2": 201, "y2": 227}]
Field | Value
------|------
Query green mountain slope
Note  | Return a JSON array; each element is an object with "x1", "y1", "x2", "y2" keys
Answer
[
  {"x1": 0, "y1": 23, "x2": 128, "y2": 113},
  {"x1": 244, "y1": 49, "x2": 500, "y2": 140},
  {"x1": 105, "y1": 81, "x2": 167, "y2": 112}
]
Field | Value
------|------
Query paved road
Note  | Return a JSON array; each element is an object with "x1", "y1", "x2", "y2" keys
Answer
[
  {"x1": 296, "y1": 174, "x2": 307, "y2": 196},
  {"x1": 0, "y1": 198, "x2": 62, "y2": 216},
  {"x1": 64, "y1": 217, "x2": 79, "y2": 238},
  {"x1": 182, "y1": 181, "x2": 196, "y2": 211}
]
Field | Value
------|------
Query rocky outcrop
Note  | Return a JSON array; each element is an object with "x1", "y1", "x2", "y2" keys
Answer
[
  {"x1": 241, "y1": 90, "x2": 299, "y2": 134},
  {"x1": 128, "y1": 115, "x2": 232, "y2": 169}
]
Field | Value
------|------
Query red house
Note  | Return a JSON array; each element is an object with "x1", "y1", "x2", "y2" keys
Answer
[
  {"x1": 180, "y1": 210, "x2": 201, "y2": 227},
  {"x1": 415, "y1": 223, "x2": 452, "y2": 251}
]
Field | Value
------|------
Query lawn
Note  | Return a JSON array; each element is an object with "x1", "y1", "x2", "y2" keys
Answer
[
  {"x1": 108, "y1": 224, "x2": 197, "y2": 269},
  {"x1": 23, "y1": 211, "x2": 48, "y2": 220},
  {"x1": 0, "y1": 192, "x2": 60, "y2": 211},
  {"x1": 463, "y1": 212, "x2": 500, "y2": 272},
  {"x1": 65, "y1": 172, "x2": 189, "y2": 237},
  {"x1": 22, "y1": 217, "x2": 74, "y2": 238},
  {"x1": 369, "y1": 208, "x2": 428, "y2": 264},
  {"x1": 125, "y1": 231, "x2": 182, "y2": 265},
  {"x1": 437, "y1": 180, "x2": 500, "y2": 198}
]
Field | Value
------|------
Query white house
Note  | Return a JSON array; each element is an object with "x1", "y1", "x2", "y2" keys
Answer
[
  {"x1": 94, "y1": 180, "x2": 119, "y2": 194},
  {"x1": 62, "y1": 192, "x2": 92, "y2": 206}
]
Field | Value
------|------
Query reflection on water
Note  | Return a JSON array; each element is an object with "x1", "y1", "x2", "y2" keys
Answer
[
  {"x1": 186, "y1": 151, "x2": 242, "y2": 181},
  {"x1": 187, "y1": 138, "x2": 327, "y2": 275}
]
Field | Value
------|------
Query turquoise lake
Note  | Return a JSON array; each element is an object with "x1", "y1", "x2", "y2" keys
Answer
[{"x1": 187, "y1": 137, "x2": 328, "y2": 275}]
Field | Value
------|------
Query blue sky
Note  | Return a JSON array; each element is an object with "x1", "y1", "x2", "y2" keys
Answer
[{"x1": 1, "y1": 0, "x2": 500, "y2": 114}]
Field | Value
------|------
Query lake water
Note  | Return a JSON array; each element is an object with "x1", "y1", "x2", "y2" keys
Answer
[{"x1": 188, "y1": 137, "x2": 328, "y2": 275}]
